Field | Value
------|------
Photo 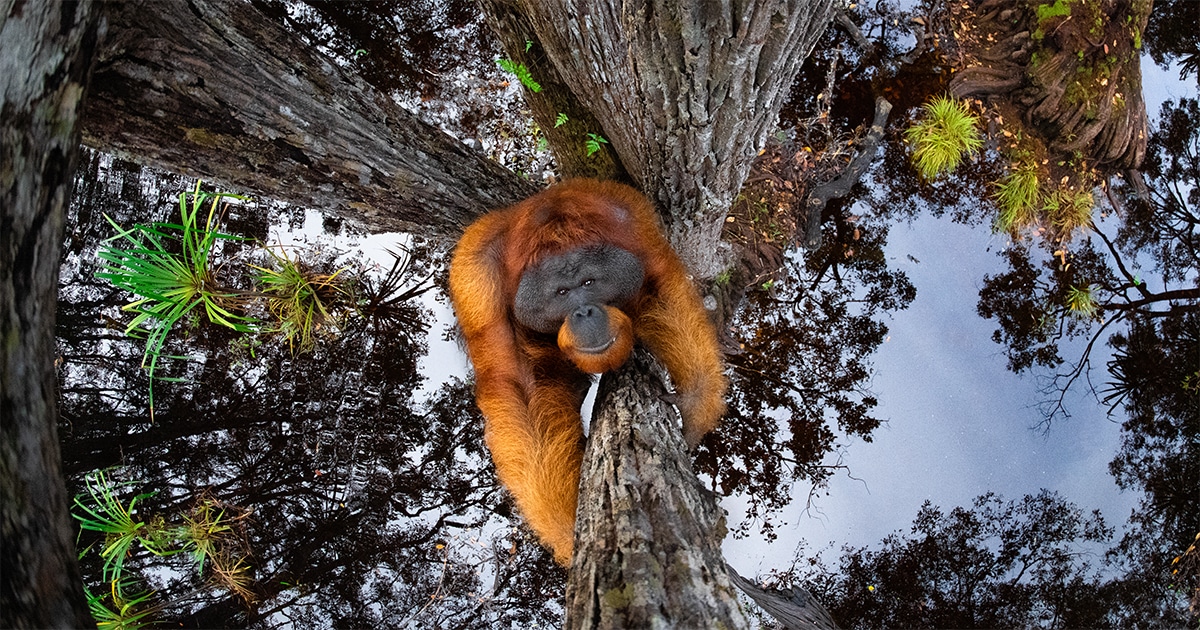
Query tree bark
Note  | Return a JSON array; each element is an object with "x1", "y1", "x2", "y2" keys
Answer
[
  {"x1": 566, "y1": 350, "x2": 748, "y2": 629},
  {"x1": 82, "y1": 0, "x2": 536, "y2": 235},
  {"x1": 499, "y1": 0, "x2": 836, "y2": 276},
  {"x1": 489, "y1": 3, "x2": 838, "y2": 624},
  {"x1": 479, "y1": 0, "x2": 629, "y2": 182},
  {"x1": 726, "y1": 564, "x2": 840, "y2": 630},
  {"x1": 0, "y1": 0, "x2": 102, "y2": 625}
]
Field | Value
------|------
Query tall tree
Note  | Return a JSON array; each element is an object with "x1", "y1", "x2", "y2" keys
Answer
[
  {"x1": 1, "y1": 0, "x2": 102, "y2": 625},
  {"x1": 83, "y1": 0, "x2": 535, "y2": 234},
  {"x1": 478, "y1": 3, "x2": 838, "y2": 626}
]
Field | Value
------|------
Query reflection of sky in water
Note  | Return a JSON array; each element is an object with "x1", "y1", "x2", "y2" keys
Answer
[
  {"x1": 266, "y1": 216, "x2": 470, "y2": 402},
  {"x1": 726, "y1": 54, "x2": 1197, "y2": 574},
  {"x1": 724, "y1": 213, "x2": 1133, "y2": 568}
]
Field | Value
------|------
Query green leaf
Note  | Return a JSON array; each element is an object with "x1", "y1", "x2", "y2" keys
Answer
[
  {"x1": 585, "y1": 132, "x2": 609, "y2": 156},
  {"x1": 496, "y1": 58, "x2": 542, "y2": 92}
]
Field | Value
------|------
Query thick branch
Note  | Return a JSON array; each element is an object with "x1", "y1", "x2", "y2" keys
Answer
[
  {"x1": 83, "y1": 0, "x2": 535, "y2": 235},
  {"x1": 1102, "y1": 287, "x2": 1200, "y2": 311},
  {"x1": 726, "y1": 564, "x2": 841, "y2": 630},
  {"x1": 566, "y1": 350, "x2": 747, "y2": 629},
  {"x1": 802, "y1": 97, "x2": 893, "y2": 249}
]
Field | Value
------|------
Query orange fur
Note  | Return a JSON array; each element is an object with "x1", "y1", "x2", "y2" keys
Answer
[{"x1": 447, "y1": 179, "x2": 727, "y2": 565}]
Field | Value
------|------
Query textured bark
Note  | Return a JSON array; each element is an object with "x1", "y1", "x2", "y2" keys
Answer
[
  {"x1": 0, "y1": 0, "x2": 101, "y2": 625},
  {"x1": 566, "y1": 350, "x2": 748, "y2": 629},
  {"x1": 479, "y1": 0, "x2": 629, "y2": 182},
  {"x1": 83, "y1": 0, "x2": 535, "y2": 235},
  {"x1": 727, "y1": 564, "x2": 840, "y2": 630},
  {"x1": 501, "y1": 0, "x2": 836, "y2": 276}
]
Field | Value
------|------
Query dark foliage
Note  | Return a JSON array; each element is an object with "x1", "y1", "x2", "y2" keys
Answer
[
  {"x1": 58, "y1": 154, "x2": 566, "y2": 627},
  {"x1": 1104, "y1": 312, "x2": 1200, "y2": 621},
  {"x1": 976, "y1": 241, "x2": 1116, "y2": 374},
  {"x1": 697, "y1": 213, "x2": 914, "y2": 540},
  {"x1": 790, "y1": 491, "x2": 1189, "y2": 629},
  {"x1": 1143, "y1": 0, "x2": 1200, "y2": 84},
  {"x1": 976, "y1": 97, "x2": 1199, "y2": 406}
]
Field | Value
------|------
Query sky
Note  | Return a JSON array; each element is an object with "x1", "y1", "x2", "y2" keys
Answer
[
  {"x1": 722, "y1": 212, "x2": 1140, "y2": 573},
  {"x1": 724, "y1": 54, "x2": 1198, "y2": 577}
]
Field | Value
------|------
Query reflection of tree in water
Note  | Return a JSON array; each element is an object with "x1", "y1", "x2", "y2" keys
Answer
[
  {"x1": 706, "y1": 235, "x2": 914, "y2": 540},
  {"x1": 950, "y1": 0, "x2": 1151, "y2": 169},
  {"x1": 1107, "y1": 320, "x2": 1199, "y2": 621},
  {"x1": 728, "y1": 1, "x2": 1197, "y2": 622},
  {"x1": 701, "y1": 123, "x2": 916, "y2": 539},
  {"x1": 796, "y1": 490, "x2": 1120, "y2": 628},
  {"x1": 57, "y1": 155, "x2": 564, "y2": 626},
  {"x1": 801, "y1": 1, "x2": 1196, "y2": 621},
  {"x1": 973, "y1": 95, "x2": 1200, "y2": 618},
  {"x1": 1141, "y1": 0, "x2": 1200, "y2": 83}
]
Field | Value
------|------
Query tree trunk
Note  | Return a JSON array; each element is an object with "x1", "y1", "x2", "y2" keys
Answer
[
  {"x1": 488, "y1": 3, "x2": 837, "y2": 623},
  {"x1": 479, "y1": 0, "x2": 630, "y2": 182},
  {"x1": 566, "y1": 350, "x2": 748, "y2": 629},
  {"x1": 82, "y1": 0, "x2": 535, "y2": 235},
  {"x1": 0, "y1": 0, "x2": 102, "y2": 625},
  {"x1": 497, "y1": 0, "x2": 836, "y2": 276}
]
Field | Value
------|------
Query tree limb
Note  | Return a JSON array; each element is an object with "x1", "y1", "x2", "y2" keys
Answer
[
  {"x1": 726, "y1": 564, "x2": 841, "y2": 630},
  {"x1": 1040, "y1": 311, "x2": 1124, "y2": 427},
  {"x1": 1101, "y1": 288, "x2": 1200, "y2": 311},
  {"x1": 802, "y1": 97, "x2": 893, "y2": 249},
  {"x1": 83, "y1": 0, "x2": 535, "y2": 235},
  {"x1": 1094, "y1": 197, "x2": 1153, "y2": 300}
]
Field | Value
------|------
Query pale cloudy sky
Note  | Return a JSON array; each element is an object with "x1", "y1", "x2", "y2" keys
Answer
[{"x1": 725, "y1": 55, "x2": 1197, "y2": 575}]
